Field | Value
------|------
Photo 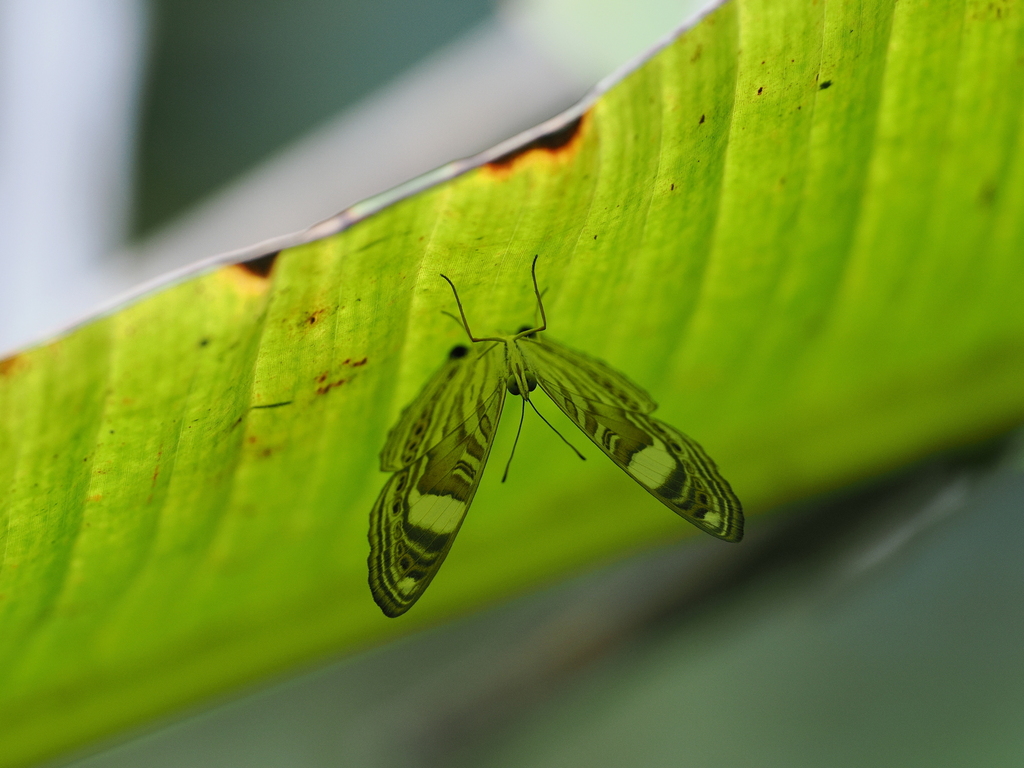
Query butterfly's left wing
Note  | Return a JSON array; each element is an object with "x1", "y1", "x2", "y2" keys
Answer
[
  {"x1": 520, "y1": 337, "x2": 743, "y2": 542},
  {"x1": 380, "y1": 343, "x2": 502, "y2": 471},
  {"x1": 369, "y1": 348, "x2": 506, "y2": 617}
]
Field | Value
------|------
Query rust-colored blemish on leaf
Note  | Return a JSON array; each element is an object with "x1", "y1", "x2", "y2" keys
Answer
[
  {"x1": 314, "y1": 357, "x2": 366, "y2": 394},
  {"x1": 223, "y1": 250, "x2": 281, "y2": 296},
  {"x1": 0, "y1": 354, "x2": 25, "y2": 377},
  {"x1": 316, "y1": 378, "x2": 347, "y2": 395},
  {"x1": 238, "y1": 251, "x2": 280, "y2": 277},
  {"x1": 486, "y1": 114, "x2": 587, "y2": 172}
]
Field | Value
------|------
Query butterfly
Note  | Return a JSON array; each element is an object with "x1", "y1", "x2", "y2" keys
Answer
[{"x1": 368, "y1": 256, "x2": 743, "y2": 617}]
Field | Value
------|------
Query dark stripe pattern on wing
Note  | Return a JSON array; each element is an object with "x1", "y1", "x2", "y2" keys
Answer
[
  {"x1": 518, "y1": 336, "x2": 657, "y2": 413},
  {"x1": 381, "y1": 343, "x2": 501, "y2": 471}
]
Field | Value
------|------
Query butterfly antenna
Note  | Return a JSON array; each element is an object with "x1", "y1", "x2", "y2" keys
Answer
[
  {"x1": 530, "y1": 255, "x2": 547, "y2": 332},
  {"x1": 528, "y1": 400, "x2": 586, "y2": 461},
  {"x1": 440, "y1": 273, "x2": 474, "y2": 335},
  {"x1": 440, "y1": 272, "x2": 503, "y2": 343},
  {"x1": 440, "y1": 310, "x2": 464, "y2": 329},
  {"x1": 532, "y1": 289, "x2": 549, "y2": 326},
  {"x1": 502, "y1": 399, "x2": 528, "y2": 482}
]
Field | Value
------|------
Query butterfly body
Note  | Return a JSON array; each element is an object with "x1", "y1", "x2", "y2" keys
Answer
[{"x1": 368, "y1": 259, "x2": 743, "y2": 617}]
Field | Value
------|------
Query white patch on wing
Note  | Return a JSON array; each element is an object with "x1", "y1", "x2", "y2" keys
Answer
[
  {"x1": 627, "y1": 445, "x2": 675, "y2": 489},
  {"x1": 407, "y1": 495, "x2": 465, "y2": 531}
]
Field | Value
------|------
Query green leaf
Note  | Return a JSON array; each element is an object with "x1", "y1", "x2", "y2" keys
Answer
[{"x1": 3, "y1": 0, "x2": 1024, "y2": 763}]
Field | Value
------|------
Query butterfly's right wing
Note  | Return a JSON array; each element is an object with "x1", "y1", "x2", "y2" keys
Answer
[
  {"x1": 521, "y1": 337, "x2": 743, "y2": 543},
  {"x1": 517, "y1": 336, "x2": 657, "y2": 413},
  {"x1": 370, "y1": 343, "x2": 506, "y2": 617}
]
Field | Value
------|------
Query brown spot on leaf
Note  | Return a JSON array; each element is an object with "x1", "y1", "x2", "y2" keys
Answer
[
  {"x1": 487, "y1": 114, "x2": 586, "y2": 169},
  {"x1": 237, "y1": 250, "x2": 280, "y2": 277},
  {"x1": 757, "y1": 86, "x2": 764, "y2": 95},
  {"x1": 0, "y1": 354, "x2": 25, "y2": 377},
  {"x1": 819, "y1": 80, "x2": 833, "y2": 90},
  {"x1": 699, "y1": 114, "x2": 705, "y2": 124},
  {"x1": 316, "y1": 379, "x2": 347, "y2": 395},
  {"x1": 224, "y1": 261, "x2": 274, "y2": 296},
  {"x1": 313, "y1": 358, "x2": 366, "y2": 394}
]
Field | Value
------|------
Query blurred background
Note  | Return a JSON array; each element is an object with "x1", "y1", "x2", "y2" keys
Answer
[
  {"x1": 0, "y1": 0, "x2": 703, "y2": 355},
  {"x1": 1, "y1": 1, "x2": 1022, "y2": 766}
]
